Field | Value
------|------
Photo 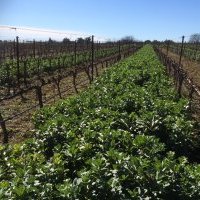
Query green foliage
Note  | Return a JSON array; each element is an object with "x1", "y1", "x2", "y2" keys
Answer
[{"x1": 1, "y1": 45, "x2": 200, "y2": 199}]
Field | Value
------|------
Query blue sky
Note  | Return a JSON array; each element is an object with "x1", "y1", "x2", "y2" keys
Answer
[{"x1": 0, "y1": 0, "x2": 200, "y2": 41}]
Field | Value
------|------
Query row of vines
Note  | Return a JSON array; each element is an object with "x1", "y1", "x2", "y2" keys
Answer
[
  {"x1": 0, "y1": 37, "x2": 139, "y2": 98},
  {"x1": 0, "y1": 45, "x2": 200, "y2": 199},
  {"x1": 161, "y1": 41, "x2": 200, "y2": 62}
]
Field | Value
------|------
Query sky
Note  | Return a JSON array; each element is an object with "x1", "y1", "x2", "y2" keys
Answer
[{"x1": 0, "y1": 0, "x2": 200, "y2": 41}]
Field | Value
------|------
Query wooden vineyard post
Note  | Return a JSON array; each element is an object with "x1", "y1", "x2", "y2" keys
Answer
[
  {"x1": 189, "y1": 86, "x2": 194, "y2": 111},
  {"x1": 73, "y1": 72, "x2": 78, "y2": 94},
  {"x1": 118, "y1": 40, "x2": 121, "y2": 60},
  {"x1": 73, "y1": 41, "x2": 78, "y2": 94},
  {"x1": 74, "y1": 40, "x2": 77, "y2": 66},
  {"x1": 95, "y1": 64, "x2": 99, "y2": 77},
  {"x1": 13, "y1": 39, "x2": 16, "y2": 58},
  {"x1": 23, "y1": 61, "x2": 28, "y2": 87},
  {"x1": 0, "y1": 113, "x2": 8, "y2": 144},
  {"x1": 36, "y1": 86, "x2": 43, "y2": 108},
  {"x1": 91, "y1": 35, "x2": 94, "y2": 82},
  {"x1": 58, "y1": 77, "x2": 62, "y2": 99},
  {"x1": 6, "y1": 63, "x2": 11, "y2": 95},
  {"x1": 16, "y1": 36, "x2": 20, "y2": 87},
  {"x1": 53, "y1": 76, "x2": 62, "y2": 99},
  {"x1": 177, "y1": 72, "x2": 184, "y2": 98},
  {"x1": 33, "y1": 39, "x2": 36, "y2": 58},
  {"x1": 101, "y1": 61, "x2": 104, "y2": 69},
  {"x1": 178, "y1": 36, "x2": 185, "y2": 67}
]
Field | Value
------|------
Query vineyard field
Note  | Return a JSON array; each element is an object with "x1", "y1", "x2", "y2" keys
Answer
[
  {"x1": 0, "y1": 40, "x2": 135, "y2": 99},
  {"x1": 0, "y1": 40, "x2": 140, "y2": 143},
  {"x1": 0, "y1": 45, "x2": 200, "y2": 199}
]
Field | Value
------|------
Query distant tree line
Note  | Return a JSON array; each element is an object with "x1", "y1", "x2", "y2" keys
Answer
[
  {"x1": 189, "y1": 33, "x2": 200, "y2": 44},
  {"x1": 47, "y1": 36, "x2": 92, "y2": 44},
  {"x1": 1, "y1": 33, "x2": 199, "y2": 44},
  {"x1": 133, "y1": 33, "x2": 200, "y2": 44},
  {"x1": 120, "y1": 36, "x2": 136, "y2": 42}
]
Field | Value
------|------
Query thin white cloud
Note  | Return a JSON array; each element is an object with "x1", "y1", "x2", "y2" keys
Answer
[{"x1": 0, "y1": 25, "x2": 108, "y2": 42}]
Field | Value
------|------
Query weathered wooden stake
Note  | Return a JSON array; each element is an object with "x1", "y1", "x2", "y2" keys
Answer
[
  {"x1": 95, "y1": 64, "x2": 99, "y2": 77},
  {"x1": 118, "y1": 40, "x2": 121, "y2": 60},
  {"x1": 73, "y1": 71, "x2": 78, "y2": 94},
  {"x1": 0, "y1": 113, "x2": 8, "y2": 144},
  {"x1": 33, "y1": 39, "x2": 36, "y2": 58},
  {"x1": 74, "y1": 41, "x2": 77, "y2": 66},
  {"x1": 177, "y1": 73, "x2": 184, "y2": 98},
  {"x1": 16, "y1": 36, "x2": 20, "y2": 87},
  {"x1": 188, "y1": 86, "x2": 194, "y2": 111},
  {"x1": 91, "y1": 35, "x2": 94, "y2": 81},
  {"x1": 36, "y1": 86, "x2": 43, "y2": 108},
  {"x1": 23, "y1": 61, "x2": 28, "y2": 87}
]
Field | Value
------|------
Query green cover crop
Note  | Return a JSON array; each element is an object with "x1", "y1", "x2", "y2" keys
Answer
[{"x1": 0, "y1": 45, "x2": 200, "y2": 199}]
